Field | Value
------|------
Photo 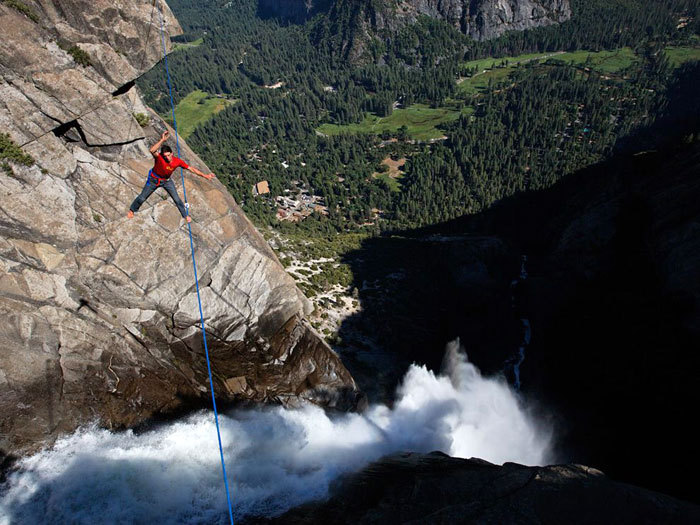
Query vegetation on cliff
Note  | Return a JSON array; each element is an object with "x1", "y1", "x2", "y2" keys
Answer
[
  {"x1": 0, "y1": 0, "x2": 39, "y2": 23},
  {"x1": 0, "y1": 133, "x2": 34, "y2": 175}
]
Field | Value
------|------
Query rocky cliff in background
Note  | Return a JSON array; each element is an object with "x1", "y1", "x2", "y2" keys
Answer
[
  {"x1": 302, "y1": 0, "x2": 571, "y2": 61},
  {"x1": 261, "y1": 0, "x2": 570, "y2": 41},
  {"x1": 396, "y1": 0, "x2": 571, "y2": 40},
  {"x1": 0, "y1": 0, "x2": 359, "y2": 456}
]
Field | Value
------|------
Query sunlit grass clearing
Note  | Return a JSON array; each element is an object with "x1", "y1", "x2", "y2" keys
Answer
[{"x1": 169, "y1": 90, "x2": 236, "y2": 138}]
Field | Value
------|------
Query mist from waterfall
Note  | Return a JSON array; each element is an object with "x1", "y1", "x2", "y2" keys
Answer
[{"x1": 0, "y1": 341, "x2": 552, "y2": 524}]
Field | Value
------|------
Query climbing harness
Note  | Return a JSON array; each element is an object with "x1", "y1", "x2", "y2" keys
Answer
[
  {"x1": 146, "y1": 169, "x2": 168, "y2": 187},
  {"x1": 157, "y1": 3, "x2": 236, "y2": 523}
]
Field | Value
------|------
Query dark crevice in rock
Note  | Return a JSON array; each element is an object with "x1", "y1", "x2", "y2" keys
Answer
[
  {"x1": 169, "y1": 330, "x2": 202, "y2": 359},
  {"x1": 122, "y1": 324, "x2": 150, "y2": 351},
  {"x1": 0, "y1": 222, "x2": 74, "y2": 250},
  {"x1": 207, "y1": 286, "x2": 249, "y2": 320},
  {"x1": 76, "y1": 298, "x2": 98, "y2": 314},
  {"x1": 121, "y1": 317, "x2": 193, "y2": 375},
  {"x1": 75, "y1": 253, "x2": 148, "y2": 295},
  {"x1": 105, "y1": 262, "x2": 147, "y2": 293},
  {"x1": 69, "y1": 308, "x2": 103, "y2": 328},
  {"x1": 52, "y1": 119, "x2": 86, "y2": 143},
  {"x1": 1, "y1": 251, "x2": 47, "y2": 274},
  {"x1": 51, "y1": 117, "x2": 144, "y2": 148},
  {"x1": 111, "y1": 80, "x2": 135, "y2": 97},
  {"x1": 56, "y1": 342, "x2": 66, "y2": 403},
  {"x1": 197, "y1": 326, "x2": 228, "y2": 345},
  {"x1": 0, "y1": 451, "x2": 19, "y2": 484},
  {"x1": 1, "y1": 281, "x2": 62, "y2": 308},
  {"x1": 85, "y1": 134, "x2": 145, "y2": 149}
]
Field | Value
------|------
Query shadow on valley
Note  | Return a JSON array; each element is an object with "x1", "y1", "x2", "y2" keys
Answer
[{"x1": 336, "y1": 140, "x2": 700, "y2": 504}]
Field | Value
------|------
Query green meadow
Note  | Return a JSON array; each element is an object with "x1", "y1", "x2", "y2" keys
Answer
[
  {"x1": 458, "y1": 67, "x2": 514, "y2": 96},
  {"x1": 318, "y1": 44, "x2": 695, "y2": 142},
  {"x1": 664, "y1": 46, "x2": 700, "y2": 68},
  {"x1": 458, "y1": 51, "x2": 565, "y2": 96},
  {"x1": 458, "y1": 48, "x2": 641, "y2": 97},
  {"x1": 462, "y1": 51, "x2": 558, "y2": 73},
  {"x1": 551, "y1": 47, "x2": 639, "y2": 73},
  {"x1": 318, "y1": 103, "x2": 473, "y2": 141},
  {"x1": 374, "y1": 172, "x2": 403, "y2": 192},
  {"x1": 168, "y1": 90, "x2": 236, "y2": 138},
  {"x1": 172, "y1": 37, "x2": 204, "y2": 53}
]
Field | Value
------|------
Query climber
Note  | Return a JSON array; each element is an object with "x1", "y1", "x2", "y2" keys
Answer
[{"x1": 127, "y1": 131, "x2": 215, "y2": 223}]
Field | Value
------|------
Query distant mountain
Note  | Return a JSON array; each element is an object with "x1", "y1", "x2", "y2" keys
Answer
[
  {"x1": 393, "y1": 0, "x2": 571, "y2": 40},
  {"x1": 258, "y1": 0, "x2": 571, "y2": 40},
  {"x1": 260, "y1": 0, "x2": 571, "y2": 59}
]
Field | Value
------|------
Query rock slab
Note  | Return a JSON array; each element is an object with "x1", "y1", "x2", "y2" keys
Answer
[{"x1": 0, "y1": 0, "x2": 359, "y2": 455}]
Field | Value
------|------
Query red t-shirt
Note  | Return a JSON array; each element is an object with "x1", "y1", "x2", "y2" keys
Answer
[{"x1": 152, "y1": 154, "x2": 189, "y2": 178}]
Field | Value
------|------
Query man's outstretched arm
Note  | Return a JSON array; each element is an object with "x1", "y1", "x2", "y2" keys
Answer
[
  {"x1": 186, "y1": 165, "x2": 216, "y2": 180},
  {"x1": 150, "y1": 131, "x2": 169, "y2": 157}
]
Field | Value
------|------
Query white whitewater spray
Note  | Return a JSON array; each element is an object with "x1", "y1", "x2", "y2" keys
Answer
[{"x1": 0, "y1": 342, "x2": 551, "y2": 524}]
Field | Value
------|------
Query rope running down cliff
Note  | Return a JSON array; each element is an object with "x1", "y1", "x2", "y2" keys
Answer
[{"x1": 157, "y1": 2, "x2": 236, "y2": 523}]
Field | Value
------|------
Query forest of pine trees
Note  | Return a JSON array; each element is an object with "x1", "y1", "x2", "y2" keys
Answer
[{"x1": 138, "y1": 0, "x2": 699, "y2": 232}]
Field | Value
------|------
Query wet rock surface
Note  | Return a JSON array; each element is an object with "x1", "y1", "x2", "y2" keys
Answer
[{"x1": 269, "y1": 452, "x2": 700, "y2": 524}]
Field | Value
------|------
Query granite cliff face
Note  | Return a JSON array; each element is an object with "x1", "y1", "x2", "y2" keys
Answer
[
  {"x1": 261, "y1": 0, "x2": 570, "y2": 40},
  {"x1": 305, "y1": 0, "x2": 570, "y2": 61},
  {"x1": 395, "y1": 0, "x2": 571, "y2": 40},
  {"x1": 0, "y1": 0, "x2": 358, "y2": 455}
]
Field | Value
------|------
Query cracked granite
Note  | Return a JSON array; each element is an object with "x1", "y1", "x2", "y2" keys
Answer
[{"x1": 0, "y1": 0, "x2": 359, "y2": 455}]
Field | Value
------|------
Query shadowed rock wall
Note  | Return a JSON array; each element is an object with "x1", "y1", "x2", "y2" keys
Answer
[{"x1": 272, "y1": 452, "x2": 700, "y2": 523}]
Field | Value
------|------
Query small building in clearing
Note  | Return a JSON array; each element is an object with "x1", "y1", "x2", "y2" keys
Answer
[{"x1": 253, "y1": 180, "x2": 270, "y2": 196}]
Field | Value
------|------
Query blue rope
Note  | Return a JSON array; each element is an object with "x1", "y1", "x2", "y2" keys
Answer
[{"x1": 158, "y1": 7, "x2": 235, "y2": 524}]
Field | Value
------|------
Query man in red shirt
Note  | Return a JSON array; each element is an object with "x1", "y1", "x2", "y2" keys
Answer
[{"x1": 127, "y1": 131, "x2": 215, "y2": 223}]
